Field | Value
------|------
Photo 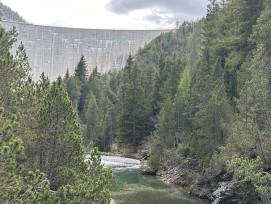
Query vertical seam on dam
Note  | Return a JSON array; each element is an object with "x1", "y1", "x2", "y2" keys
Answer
[{"x1": 1, "y1": 20, "x2": 169, "y2": 81}]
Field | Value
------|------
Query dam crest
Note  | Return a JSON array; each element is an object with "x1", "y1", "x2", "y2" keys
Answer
[{"x1": 1, "y1": 20, "x2": 169, "y2": 81}]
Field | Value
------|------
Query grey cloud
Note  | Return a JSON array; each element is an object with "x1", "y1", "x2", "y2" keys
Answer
[
  {"x1": 106, "y1": 0, "x2": 208, "y2": 17},
  {"x1": 142, "y1": 10, "x2": 172, "y2": 24},
  {"x1": 142, "y1": 9, "x2": 201, "y2": 26},
  {"x1": 144, "y1": 13, "x2": 163, "y2": 24}
]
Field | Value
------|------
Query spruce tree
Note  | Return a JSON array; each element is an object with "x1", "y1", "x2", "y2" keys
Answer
[
  {"x1": 117, "y1": 62, "x2": 146, "y2": 147},
  {"x1": 74, "y1": 55, "x2": 88, "y2": 82}
]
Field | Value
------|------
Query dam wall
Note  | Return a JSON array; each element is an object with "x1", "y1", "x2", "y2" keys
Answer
[{"x1": 1, "y1": 20, "x2": 169, "y2": 81}]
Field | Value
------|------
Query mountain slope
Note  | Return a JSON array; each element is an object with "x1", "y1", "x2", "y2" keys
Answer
[{"x1": 0, "y1": 2, "x2": 26, "y2": 22}]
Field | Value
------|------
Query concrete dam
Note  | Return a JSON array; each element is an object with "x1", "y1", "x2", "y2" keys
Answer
[{"x1": 1, "y1": 20, "x2": 169, "y2": 81}]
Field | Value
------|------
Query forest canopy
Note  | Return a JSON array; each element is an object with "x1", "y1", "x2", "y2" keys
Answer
[{"x1": 1, "y1": 0, "x2": 271, "y2": 202}]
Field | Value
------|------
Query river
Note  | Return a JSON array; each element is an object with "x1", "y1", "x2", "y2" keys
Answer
[{"x1": 101, "y1": 155, "x2": 208, "y2": 204}]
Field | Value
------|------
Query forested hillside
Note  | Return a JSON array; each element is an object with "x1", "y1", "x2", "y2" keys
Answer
[
  {"x1": 0, "y1": 2, "x2": 26, "y2": 22},
  {"x1": 1, "y1": 0, "x2": 271, "y2": 203},
  {"x1": 64, "y1": 0, "x2": 271, "y2": 202},
  {"x1": 0, "y1": 21, "x2": 113, "y2": 203}
]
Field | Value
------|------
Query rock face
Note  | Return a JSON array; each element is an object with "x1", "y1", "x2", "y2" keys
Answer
[
  {"x1": 158, "y1": 158, "x2": 204, "y2": 187},
  {"x1": 139, "y1": 164, "x2": 157, "y2": 175},
  {"x1": 211, "y1": 181, "x2": 261, "y2": 204},
  {"x1": 159, "y1": 165, "x2": 192, "y2": 186},
  {"x1": 1, "y1": 20, "x2": 169, "y2": 81},
  {"x1": 154, "y1": 160, "x2": 261, "y2": 203},
  {"x1": 189, "y1": 180, "x2": 212, "y2": 199}
]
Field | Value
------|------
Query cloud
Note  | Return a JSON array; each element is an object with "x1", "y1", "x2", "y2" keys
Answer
[
  {"x1": 143, "y1": 13, "x2": 164, "y2": 24},
  {"x1": 106, "y1": 0, "x2": 208, "y2": 22},
  {"x1": 142, "y1": 9, "x2": 171, "y2": 25}
]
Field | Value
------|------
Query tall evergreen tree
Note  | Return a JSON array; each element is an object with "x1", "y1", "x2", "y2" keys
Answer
[
  {"x1": 0, "y1": 108, "x2": 55, "y2": 203},
  {"x1": 215, "y1": 6, "x2": 271, "y2": 165},
  {"x1": 38, "y1": 77, "x2": 84, "y2": 190},
  {"x1": 73, "y1": 55, "x2": 89, "y2": 115},
  {"x1": 0, "y1": 25, "x2": 20, "y2": 110},
  {"x1": 117, "y1": 61, "x2": 147, "y2": 147},
  {"x1": 74, "y1": 55, "x2": 88, "y2": 82},
  {"x1": 37, "y1": 77, "x2": 114, "y2": 202}
]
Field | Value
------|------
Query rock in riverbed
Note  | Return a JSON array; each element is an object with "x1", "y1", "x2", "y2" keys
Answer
[{"x1": 139, "y1": 163, "x2": 157, "y2": 175}]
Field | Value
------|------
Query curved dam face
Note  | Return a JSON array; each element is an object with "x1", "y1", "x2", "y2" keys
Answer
[{"x1": 1, "y1": 20, "x2": 169, "y2": 81}]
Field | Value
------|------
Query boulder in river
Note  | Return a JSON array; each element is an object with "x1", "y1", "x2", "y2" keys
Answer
[{"x1": 139, "y1": 163, "x2": 157, "y2": 175}]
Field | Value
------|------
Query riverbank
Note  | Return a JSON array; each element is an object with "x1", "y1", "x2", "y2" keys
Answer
[
  {"x1": 141, "y1": 159, "x2": 261, "y2": 204},
  {"x1": 119, "y1": 140, "x2": 260, "y2": 203},
  {"x1": 104, "y1": 139, "x2": 261, "y2": 203},
  {"x1": 101, "y1": 153, "x2": 208, "y2": 204},
  {"x1": 106, "y1": 141, "x2": 210, "y2": 202}
]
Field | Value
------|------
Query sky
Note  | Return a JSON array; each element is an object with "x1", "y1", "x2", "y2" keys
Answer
[{"x1": 1, "y1": 0, "x2": 208, "y2": 30}]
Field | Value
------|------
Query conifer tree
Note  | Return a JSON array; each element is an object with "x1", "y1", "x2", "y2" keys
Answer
[
  {"x1": 65, "y1": 76, "x2": 81, "y2": 109},
  {"x1": 15, "y1": 42, "x2": 31, "y2": 85},
  {"x1": 74, "y1": 55, "x2": 88, "y2": 82},
  {"x1": 0, "y1": 25, "x2": 20, "y2": 109},
  {"x1": 84, "y1": 91, "x2": 102, "y2": 145},
  {"x1": 0, "y1": 108, "x2": 55, "y2": 203},
  {"x1": 38, "y1": 77, "x2": 83, "y2": 190},
  {"x1": 117, "y1": 62, "x2": 146, "y2": 147},
  {"x1": 37, "y1": 77, "x2": 113, "y2": 202},
  {"x1": 215, "y1": 7, "x2": 271, "y2": 164}
]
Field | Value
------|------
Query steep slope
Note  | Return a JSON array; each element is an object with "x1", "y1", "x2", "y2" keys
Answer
[
  {"x1": 0, "y1": 2, "x2": 26, "y2": 22},
  {"x1": 65, "y1": 0, "x2": 271, "y2": 202}
]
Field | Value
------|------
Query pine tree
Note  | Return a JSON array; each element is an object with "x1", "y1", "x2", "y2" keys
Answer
[
  {"x1": 37, "y1": 77, "x2": 114, "y2": 202},
  {"x1": 0, "y1": 25, "x2": 21, "y2": 109},
  {"x1": 15, "y1": 42, "x2": 31, "y2": 85},
  {"x1": 0, "y1": 108, "x2": 55, "y2": 203},
  {"x1": 74, "y1": 55, "x2": 88, "y2": 82},
  {"x1": 38, "y1": 77, "x2": 83, "y2": 190}
]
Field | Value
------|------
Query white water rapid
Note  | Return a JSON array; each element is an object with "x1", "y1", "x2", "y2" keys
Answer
[{"x1": 101, "y1": 155, "x2": 141, "y2": 169}]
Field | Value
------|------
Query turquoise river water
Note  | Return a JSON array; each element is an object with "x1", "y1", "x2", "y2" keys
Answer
[{"x1": 101, "y1": 155, "x2": 208, "y2": 204}]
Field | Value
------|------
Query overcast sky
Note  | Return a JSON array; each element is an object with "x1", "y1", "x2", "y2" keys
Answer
[{"x1": 1, "y1": 0, "x2": 208, "y2": 30}]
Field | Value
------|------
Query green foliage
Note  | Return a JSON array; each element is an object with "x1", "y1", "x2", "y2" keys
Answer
[
  {"x1": 227, "y1": 156, "x2": 271, "y2": 199},
  {"x1": 84, "y1": 91, "x2": 104, "y2": 147},
  {"x1": 15, "y1": 42, "x2": 31, "y2": 84},
  {"x1": 178, "y1": 68, "x2": 192, "y2": 100},
  {"x1": 56, "y1": 148, "x2": 114, "y2": 204},
  {"x1": 65, "y1": 76, "x2": 81, "y2": 109},
  {"x1": 0, "y1": 25, "x2": 21, "y2": 109},
  {"x1": 74, "y1": 55, "x2": 88, "y2": 82},
  {"x1": 148, "y1": 143, "x2": 161, "y2": 170},
  {"x1": 190, "y1": 85, "x2": 232, "y2": 162},
  {"x1": 212, "y1": 6, "x2": 271, "y2": 168},
  {"x1": 0, "y1": 110, "x2": 55, "y2": 203},
  {"x1": 117, "y1": 62, "x2": 144, "y2": 145},
  {"x1": 2, "y1": 0, "x2": 271, "y2": 202},
  {"x1": 38, "y1": 77, "x2": 84, "y2": 189},
  {"x1": 36, "y1": 77, "x2": 114, "y2": 202},
  {"x1": 0, "y1": 16, "x2": 114, "y2": 203}
]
